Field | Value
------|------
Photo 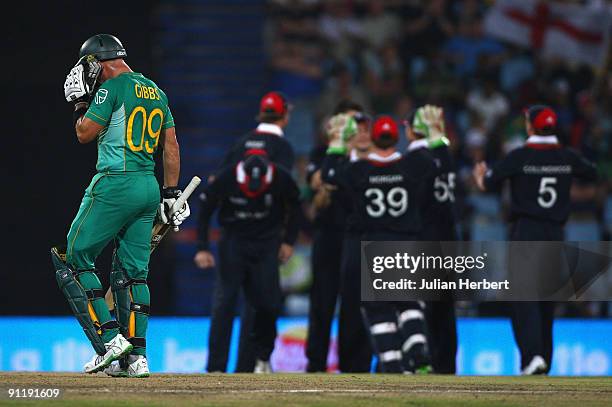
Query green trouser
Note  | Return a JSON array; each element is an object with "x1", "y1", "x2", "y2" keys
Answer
[{"x1": 66, "y1": 171, "x2": 159, "y2": 356}]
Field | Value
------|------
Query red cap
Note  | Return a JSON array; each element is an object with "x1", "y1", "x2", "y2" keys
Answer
[
  {"x1": 372, "y1": 115, "x2": 399, "y2": 141},
  {"x1": 259, "y1": 91, "x2": 289, "y2": 116},
  {"x1": 526, "y1": 105, "x2": 557, "y2": 131}
]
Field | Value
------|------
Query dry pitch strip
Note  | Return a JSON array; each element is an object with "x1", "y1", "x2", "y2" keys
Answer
[{"x1": 0, "y1": 373, "x2": 611, "y2": 406}]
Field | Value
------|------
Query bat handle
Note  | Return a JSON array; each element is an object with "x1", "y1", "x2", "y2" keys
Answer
[
  {"x1": 170, "y1": 176, "x2": 201, "y2": 214},
  {"x1": 168, "y1": 176, "x2": 201, "y2": 232}
]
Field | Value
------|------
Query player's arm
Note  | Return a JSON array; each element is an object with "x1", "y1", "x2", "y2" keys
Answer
[
  {"x1": 64, "y1": 58, "x2": 103, "y2": 144},
  {"x1": 320, "y1": 113, "x2": 357, "y2": 187},
  {"x1": 75, "y1": 117, "x2": 103, "y2": 143},
  {"x1": 67, "y1": 79, "x2": 107, "y2": 144},
  {"x1": 321, "y1": 138, "x2": 353, "y2": 190},
  {"x1": 282, "y1": 171, "x2": 301, "y2": 246},
  {"x1": 307, "y1": 147, "x2": 337, "y2": 211},
  {"x1": 307, "y1": 147, "x2": 325, "y2": 189},
  {"x1": 279, "y1": 170, "x2": 301, "y2": 263},
  {"x1": 162, "y1": 126, "x2": 180, "y2": 187},
  {"x1": 474, "y1": 150, "x2": 521, "y2": 192},
  {"x1": 74, "y1": 102, "x2": 104, "y2": 144},
  {"x1": 278, "y1": 140, "x2": 296, "y2": 171},
  {"x1": 194, "y1": 170, "x2": 231, "y2": 269},
  {"x1": 194, "y1": 187, "x2": 216, "y2": 269},
  {"x1": 156, "y1": 104, "x2": 192, "y2": 228},
  {"x1": 321, "y1": 154, "x2": 347, "y2": 186},
  {"x1": 196, "y1": 171, "x2": 228, "y2": 250},
  {"x1": 194, "y1": 189, "x2": 217, "y2": 268},
  {"x1": 158, "y1": 126, "x2": 186, "y2": 227},
  {"x1": 569, "y1": 149, "x2": 598, "y2": 181}
]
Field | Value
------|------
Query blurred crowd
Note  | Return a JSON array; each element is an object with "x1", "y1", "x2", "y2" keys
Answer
[{"x1": 264, "y1": 0, "x2": 612, "y2": 242}]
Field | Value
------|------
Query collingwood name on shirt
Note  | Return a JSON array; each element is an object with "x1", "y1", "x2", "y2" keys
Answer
[{"x1": 523, "y1": 165, "x2": 572, "y2": 174}]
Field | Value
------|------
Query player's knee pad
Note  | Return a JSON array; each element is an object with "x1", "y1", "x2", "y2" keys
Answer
[
  {"x1": 52, "y1": 247, "x2": 118, "y2": 355},
  {"x1": 110, "y1": 253, "x2": 150, "y2": 351}
]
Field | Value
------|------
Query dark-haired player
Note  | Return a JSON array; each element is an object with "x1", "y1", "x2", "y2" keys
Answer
[
  {"x1": 322, "y1": 114, "x2": 436, "y2": 373},
  {"x1": 473, "y1": 105, "x2": 597, "y2": 374},
  {"x1": 305, "y1": 101, "x2": 372, "y2": 372}
]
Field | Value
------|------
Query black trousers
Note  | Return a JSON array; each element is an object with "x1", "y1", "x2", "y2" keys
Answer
[
  {"x1": 235, "y1": 305, "x2": 256, "y2": 372},
  {"x1": 425, "y1": 301, "x2": 457, "y2": 374},
  {"x1": 422, "y1": 221, "x2": 458, "y2": 374},
  {"x1": 207, "y1": 232, "x2": 282, "y2": 371},
  {"x1": 338, "y1": 233, "x2": 372, "y2": 372},
  {"x1": 305, "y1": 228, "x2": 343, "y2": 372},
  {"x1": 509, "y1": 217, "x2": 563, "y2": 372},
  {"x1": 207, "y1": 292, "x2": 255, "y2": 372},
  {"x1": 511, "y1": 301, "x2": 555, "y2": 371}
]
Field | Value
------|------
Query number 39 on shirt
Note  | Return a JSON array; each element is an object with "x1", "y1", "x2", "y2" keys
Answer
[{"x1": 365, "y1": 187, "x2": 408, "y2": 218}]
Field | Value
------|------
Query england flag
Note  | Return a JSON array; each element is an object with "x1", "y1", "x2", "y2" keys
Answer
[{"x1": 484, "y1": 0, "x2": 611, "y2": 67}]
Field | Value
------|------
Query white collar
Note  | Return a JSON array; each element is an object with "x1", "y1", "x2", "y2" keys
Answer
[
  {"x1": 407, "y1": 138, "x2": 429, "y2": 152},
  {"x1": 367, "y1": 151, "x2": 402, "y2": 162},
  {"x1": 256, "y1": 123, "x2": 283, "y2": 137},
  {"x1": 526, "y1": 135, "x2": 559, "y2": 144},
  {"x1": 350, "y1": 149, "x2": 360, "y2": 162}
]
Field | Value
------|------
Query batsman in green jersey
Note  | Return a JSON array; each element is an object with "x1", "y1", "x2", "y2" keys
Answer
[{"x1": 57, "y1": 34, "x2": 190, "y2": 377}]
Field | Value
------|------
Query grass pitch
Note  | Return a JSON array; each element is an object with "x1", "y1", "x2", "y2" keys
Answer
[{"x1": 0, "y1": 373, "x2": 611, "y2": 406}]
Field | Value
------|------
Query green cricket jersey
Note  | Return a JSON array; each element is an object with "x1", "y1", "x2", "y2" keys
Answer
[{"x1": 84, "y1": 72, "x2": 174, "y2": 173}]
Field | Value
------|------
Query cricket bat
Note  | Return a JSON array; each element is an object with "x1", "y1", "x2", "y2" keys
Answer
[{"x1": 105, "y1": 176, "x2": 202, "y2": 310}]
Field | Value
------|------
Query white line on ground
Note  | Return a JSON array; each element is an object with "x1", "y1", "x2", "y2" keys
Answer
[{"x1": 66, "y1": 388, "x2": 609, "y2": 395}]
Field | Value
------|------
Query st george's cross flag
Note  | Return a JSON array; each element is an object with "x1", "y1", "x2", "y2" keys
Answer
[{"x1": 484, "y1": 0, "x2": 610, "y2": 67}]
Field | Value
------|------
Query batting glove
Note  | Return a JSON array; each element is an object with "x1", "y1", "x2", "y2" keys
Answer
[
  {"x1": 159, "y1": 187, "x2": 191, "y2": 230},
  {"x1": 326, "y1": 113, "x2": 358, "y2": 154},
  {"x1": 64, "y1": 57, "x2": 101, "y2": 103},
  {"x1": 420, "y1": 104, "x2": 446, "y2": 142}
]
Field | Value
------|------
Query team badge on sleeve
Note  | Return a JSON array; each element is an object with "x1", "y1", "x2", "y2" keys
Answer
[{"x1": 94, "y1": 89, "x2": 108, "y2": 104}]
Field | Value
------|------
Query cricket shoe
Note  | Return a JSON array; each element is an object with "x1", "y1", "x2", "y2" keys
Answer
[
  {"x1": 104, "y1": 360, "x2": 128, "y2": 378},
  {"x1": 83, "y1": 333, "x2": 133, "y2": 374},
  {"x1": 415, "y1": 364, "x2": 433, "y2": 374},
  {"x1": 126, "y1": 355, "x2": 150, "y2": 378},
  {"x1": 105, "y1": 355, "x2": 150, "y2": 378},
  {"x1": 521, "y1": 355, "x2": 547, "y2": 375},
  {"x1": 254, "y1": 359, "x2": 272, "y2": 374}
]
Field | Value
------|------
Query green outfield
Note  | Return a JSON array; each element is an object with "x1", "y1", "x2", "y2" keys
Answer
[{"x1": 0, "y1": 373, "x2": 611, "y2": 406}]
